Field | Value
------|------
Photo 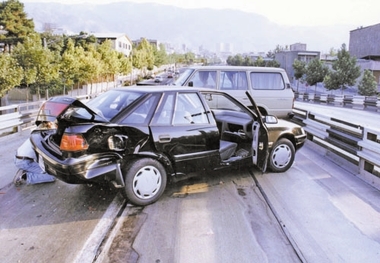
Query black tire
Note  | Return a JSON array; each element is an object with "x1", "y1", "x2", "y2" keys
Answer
[
  {"x1": 268, "y1": 138, "x2": 295, "y2": 172},
  {"x1": 122, "y1": 158, "x2": 167, "y2": 206}
]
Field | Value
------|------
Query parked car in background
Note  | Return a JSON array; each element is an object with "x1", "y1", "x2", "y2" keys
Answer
[
  {"x1": 31, "y1": 86, "x2": 306, "y2": 206},
  {"x1": 154, "y1": 76, "x2": 164, "y2": 83},
  {"x1": 172, "y1": 65, "x2": 295, "y2": 119}
]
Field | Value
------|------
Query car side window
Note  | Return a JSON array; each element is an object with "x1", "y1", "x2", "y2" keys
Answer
[
  {"x1": 220, "y1": 71, "x2": 248, "y2": 90},
  {"x1": 174, "y1": 93, "x2": 209, "y2": 125},
  {"x1": 153, "y1": 94, "x2": 175, "y2": 125},
  {"x1": 188, "y1": 71, "x2": 217, "y2": 88},
  {"x1": 250, "y1": 72, "x2": 285, "y2": 90}
]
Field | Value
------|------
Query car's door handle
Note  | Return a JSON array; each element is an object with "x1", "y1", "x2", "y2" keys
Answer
[{"x1": 158, "y1": 135, "x2": 171, "y2": 143}]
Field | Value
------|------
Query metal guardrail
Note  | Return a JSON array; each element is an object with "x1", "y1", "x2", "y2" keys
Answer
[
  {"x1": 295, "y1": 92, "x2": 380, "y2": 112},
  {"x1": 292, "y1": 106, "x2": 380, "y2": 189},
  {"x1": 0, "y1": 101, "x2": 44, "y2": 135},
  {"x1": 0, "y1": 95, "x2": 95, "y2": 136}
]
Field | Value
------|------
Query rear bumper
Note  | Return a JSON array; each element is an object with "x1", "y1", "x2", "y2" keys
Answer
[{"x1": 31, "y1": 133, "x2": 124, "y2": 185}]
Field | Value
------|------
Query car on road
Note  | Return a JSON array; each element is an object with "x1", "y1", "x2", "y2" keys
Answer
[
  {"x1": 31, "y1": 86, "x2": 306, "y2": 206},
  {"x1": 172, "y1": 66, "x2": 295, "y2": 119},
  {"x1": 154, "y1": 76, "x2": 163, "y2": 83}
]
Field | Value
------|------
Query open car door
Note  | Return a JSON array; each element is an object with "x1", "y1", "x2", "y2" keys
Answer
[{"x1": 245, "y1": 92, "x2": 269, "y2": 172}]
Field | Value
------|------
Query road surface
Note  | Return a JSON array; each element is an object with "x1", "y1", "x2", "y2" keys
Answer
[{"x1": 1, "y1": 111, "x2": 380, "y2": 262}]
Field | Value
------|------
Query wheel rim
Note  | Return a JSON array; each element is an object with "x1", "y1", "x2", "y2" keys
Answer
[
  {"x1": 271, "y1": 144, "x2": 292, "y2": 169},
  {"x1": 132, "y1": 165, "x2": 162, "y2": 199}
]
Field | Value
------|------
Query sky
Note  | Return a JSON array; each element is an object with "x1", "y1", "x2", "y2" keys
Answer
[{"x1": 20, "y1": 0, "x2": 380, "y2": 27}]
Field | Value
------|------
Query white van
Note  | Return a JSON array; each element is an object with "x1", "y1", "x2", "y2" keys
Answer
[{"x1": 173, "y1": 66, "x2": 294, "y2": 119}]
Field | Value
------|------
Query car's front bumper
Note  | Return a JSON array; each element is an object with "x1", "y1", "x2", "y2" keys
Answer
[{"x1": 295, "y1": 133, "x2": 307, "y2": 150}]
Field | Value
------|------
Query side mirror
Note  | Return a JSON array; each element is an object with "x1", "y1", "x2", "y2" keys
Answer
[
  {"x1": 188, "y1": 81, "x2": 193, "y2": 87},
  {"x1": 264, "y1": 115, "x2": 278, "y2": 124}
]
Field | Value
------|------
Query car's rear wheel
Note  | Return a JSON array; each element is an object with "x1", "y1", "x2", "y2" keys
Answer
[
  {"x1": 268, "y1": 138, "x2": 295, "y2": 172},
  {"x1": 122, "y1": 158, "x2": 167, "y2": 206}
]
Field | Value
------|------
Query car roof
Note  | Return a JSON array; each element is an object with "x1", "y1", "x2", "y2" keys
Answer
[
  {"x1": 114, "y1": 85, "x2": 212, "y2": 93},
  {"x1": 184, "y1": 65, "x2": 285, "y2": 72}
]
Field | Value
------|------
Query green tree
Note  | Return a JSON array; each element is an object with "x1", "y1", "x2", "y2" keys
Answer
[
  {"x1": 305, "y1": 58, "x2": 329, "y2": 93},
  {"x1": 324, "y1": 44, "x2": 361, "y2": 94},
  {"x1": 0, "y1": 53, "x2": 22, "y2": 99},
  {"x1": 40, "y1": 31, "x2": 65, "y2": 55},
  {"x1": 183, "y1": 52, "x2": 195, "y2": 65},
  {"x1": 266, "y1": 45, "x2": 286, "y2": 59},
  {"x1": 59, "y1": 38, "x2": 79, "y2": 94},
  {"x1": 358, "y1": 69, "x2": 378, "y2": 96},
  {"x1": 12, "y1": 33, "x2": 58, "y2": 99},
  {"x1": 242, "y1": 56, "x2": 253, "y2": 66},
  {"x1": 97, "y1": 39, "x2": 120, "y2": 83},
  {"x1": 227, "y1": 54, "x2": 243, "y2": 66},
  {"x1": 154, "y1": 43, "x2": 167, "y2": 67},
  {"x1": 132, "y1": 38, "x2": 155, "y2": 77},
  {"x1": 0, "y1": 0, "x2": 35, "y2": 52},
  {"x1": 265, "y1": 60, "x2": 280, "y2": 68},
  {"x1": 292, "y1": 59, "x2": 306, "y2": 92},
  {"x1": 117, "y1": 53, "x2": 132, "y2": 80},
  {"x1": 253, "y1": 56, "x2": 265, "y2": 67},
  {"x1": 76, "y1": 44, "x2": 102, "y2": 90},
  {"x1": 72, "y1": 32, "x2": 97, "y2": 49}
]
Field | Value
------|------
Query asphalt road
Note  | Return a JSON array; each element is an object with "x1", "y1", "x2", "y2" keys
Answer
[
  {"x1": 96, "y1": 141, "x2": 380, "y2": 263},
  {"x1": 1, "y1": 116, "x2": 380, "y2": 262}
]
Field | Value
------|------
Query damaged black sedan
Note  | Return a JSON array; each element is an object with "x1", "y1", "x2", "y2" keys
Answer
[{"x1": 31, "y1": 86, "x2": 306, "y2": 206}]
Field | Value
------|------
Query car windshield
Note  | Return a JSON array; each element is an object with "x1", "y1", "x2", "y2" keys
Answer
[
  {"x1": 172, "y1": 68, "x2": 194, "y2": 86},
  {"x1": 75, "y1": 90, "x2": 145, "y2": 120}
]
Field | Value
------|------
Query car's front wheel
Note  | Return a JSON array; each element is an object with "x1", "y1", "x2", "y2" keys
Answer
[
  {"x1": 268, "y1": 138, "x2": 295, "y2": 172},
  {"x1": 122, "y1": 158, "x2": 167, "y2": 206}
]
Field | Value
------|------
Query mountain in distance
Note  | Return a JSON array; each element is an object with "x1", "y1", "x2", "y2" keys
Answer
[{"x1": 23, "y1": 1, "x2": 354, "y2": 54}]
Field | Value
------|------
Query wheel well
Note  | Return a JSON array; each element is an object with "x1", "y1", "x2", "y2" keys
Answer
[
  {"x1": 277, "y1": 134, "x2": 296, "y2": 148},
  {"x1": 124, "y1": 153, "x2": 174, "y2": 175}
]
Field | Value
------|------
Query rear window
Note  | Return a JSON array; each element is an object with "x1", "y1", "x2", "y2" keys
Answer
[
  {"x1": 85, "y1": 90, "x2": 145, "y2": 120},
  {"x1": 250, "y1": 72, "x2": 285, "y2": 90}
]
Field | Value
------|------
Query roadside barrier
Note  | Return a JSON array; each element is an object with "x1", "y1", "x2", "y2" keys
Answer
[
  {"x1": 295, "y1": 92, "x2": 380, "y2": 112},
  {"x1": 293, "y1": 106, "x2": 380, "y2": 189},
  {"x1": 0, "y1": 101, "x2": 43, "y2": 135}
]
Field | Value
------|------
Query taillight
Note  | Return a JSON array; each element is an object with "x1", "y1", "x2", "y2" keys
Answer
[{"x1": 60, "y1": 133, "x2": 89, "y2": 151}]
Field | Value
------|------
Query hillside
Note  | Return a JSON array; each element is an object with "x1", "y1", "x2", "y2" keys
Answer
[{"x1": 23, "y1": 1, "x2": 353, "y2": 53}]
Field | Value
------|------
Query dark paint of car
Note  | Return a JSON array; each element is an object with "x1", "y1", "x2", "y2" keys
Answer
[{"x1": 31, "y1": 86, "x2": 306, "y2": 206}]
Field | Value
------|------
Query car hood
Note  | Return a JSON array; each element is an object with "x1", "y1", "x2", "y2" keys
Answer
[{"x1": 266, "y1": 119, "x2": 305, "y2": 136}]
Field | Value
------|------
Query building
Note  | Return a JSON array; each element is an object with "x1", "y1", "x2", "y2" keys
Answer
[
  {"x1": 275, "y1": 43, "x2": 320, "y2": 83},
  {"x1": 349, "y1": 24, "x2": 380, "y2": 60},
  {"x1": 349, "y1": 23, "x2": 380, "y2": 86},
  {"x1": 92, "y1": 33, "x2": 133, "y2": 57}
]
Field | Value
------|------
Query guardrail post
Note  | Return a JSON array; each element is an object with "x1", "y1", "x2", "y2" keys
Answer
[
  {"x1": 327, "y1": 94, "x2": 335, "y2": 104},
  {"x1": 357, "y1": 127, "x2": 380, "y2": 188},
  {"x1": 343, "y1": 95, "x2": 353, "y2": 107},
  {"x1": 314, "y1": 94, "x2": 321, "y2": 103},
  {"x1": 364, "y1": 96, "x2": 378, "y2": 111}
]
